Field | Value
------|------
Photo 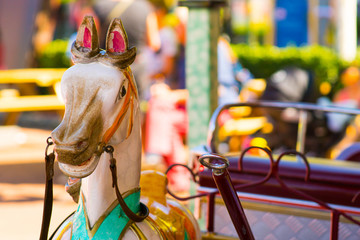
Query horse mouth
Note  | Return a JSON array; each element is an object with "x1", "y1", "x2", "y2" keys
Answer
[
  {"x1": 78, "y1": 157, "x2": 91, "y2": 166},
  {"x1": 57, "y1": 154, "x2": 100, "y2": 178}
]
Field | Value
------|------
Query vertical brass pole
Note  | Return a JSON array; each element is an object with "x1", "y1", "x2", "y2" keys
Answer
[{"x1": 179, "y1": 0, "x2": 225, "y2": 149}]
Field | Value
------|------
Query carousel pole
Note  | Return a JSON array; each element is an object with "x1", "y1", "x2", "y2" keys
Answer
[
  {"x1": 179, "y1": 0, "x2": 226, "y2": 149},
  {"x1": 199, "y1": 153, "x2": 255, "y2": 240}
]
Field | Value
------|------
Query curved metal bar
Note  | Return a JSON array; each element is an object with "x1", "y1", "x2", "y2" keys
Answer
[
  {"x1": 276, "y1": 150, "x2": 311, "y2": 182},
  {"x1": 165, "y1": 148, "x2": 360, "y2": 236},
  {"x1": 166, "y1": 147, "x2": 273, "y2": 201},
  {"x1": 233, "y1": 146, "x2": 275, "y2": 190},
  {"x1": 165, "y1": 148, "x2": 274, "y2": 201},
  {"x1": 238, "y1": 146, "x2": 274, "y2": 172},
  {"x1": 165, "y1": 163, "x2": 216, "y2": 201},
  {"x1": 208, "y1": 101, "x2": 360, "y2": 153},
  {"x1": 274, "y1": 151, "x2": 360, "y2": 229},
  {"x1": 165, "y1": 163, "x2": 197, "y2": 180}
]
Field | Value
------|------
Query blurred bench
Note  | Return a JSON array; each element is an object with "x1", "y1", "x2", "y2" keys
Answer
[{"x1": 0, "y1": 68, "x2": 66, "y2": 124}]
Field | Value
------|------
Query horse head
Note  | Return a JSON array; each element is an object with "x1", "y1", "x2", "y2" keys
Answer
[
  {"x1": 51, "y1": 16, "x2": 138, "y2": 178},
  {"x1": 49, "y1": 16, "x2": 201, "y2": 240}
]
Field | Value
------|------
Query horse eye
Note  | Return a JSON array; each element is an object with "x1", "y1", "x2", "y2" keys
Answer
[
  {"x1": 117, "y1": 85, "x2": 127, "y2": 101},
  {"x1": 121, "y1": 85, "x2": 127, "y2": 98}
]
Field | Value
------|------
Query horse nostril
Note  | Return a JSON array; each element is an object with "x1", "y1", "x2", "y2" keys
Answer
[{"x1": 76, "y1": 140, "x2": 88, "y2": 150}]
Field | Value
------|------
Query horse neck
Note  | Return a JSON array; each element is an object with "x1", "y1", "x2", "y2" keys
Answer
[{"x1": 81, "y1": 110, "x2": 142, "y2": 228}]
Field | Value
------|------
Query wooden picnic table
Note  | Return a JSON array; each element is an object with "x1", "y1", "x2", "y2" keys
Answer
[
  {"x1": 0, "y1": 68, "x2": 66, "y2": 124},
  {"x1": 0, "y1": 68, "x2": 66, "y2": 87}
]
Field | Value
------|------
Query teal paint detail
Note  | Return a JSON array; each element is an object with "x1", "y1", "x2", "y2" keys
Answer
[
  {"x1": 71, "y1": 191, "x2": 140, "y2": 239},
  {"x1": 186, "y1": 8, "x2": 220, "y2": 149},
  {"x1": 184, "y1": 230, "x2": 190, "y2": 240}
]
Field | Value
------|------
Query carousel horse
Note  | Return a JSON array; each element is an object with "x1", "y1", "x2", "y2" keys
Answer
[{"x1": 49, "y1": 16, "x2": 200, "y2": 239}]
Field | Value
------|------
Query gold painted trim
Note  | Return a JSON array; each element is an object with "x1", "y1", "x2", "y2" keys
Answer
[
  {"x1": 201, "y1": 232, "x2": 238, "y2": 240},
  {"x1": 145, "y1": 217, "x2": 166, "y2": 240},
  {"x1": 130, "y1": 223, "x2": 147, "y2": 240},
  {"x1": 80, "y1": 187, "x2": 141, "y2": 238},
  {"x1": 56, "y1": 220, "x2": 72, "y2": 240},
  {"x1": 118, "y1": 220, "x2": 133, "y2": 240}
]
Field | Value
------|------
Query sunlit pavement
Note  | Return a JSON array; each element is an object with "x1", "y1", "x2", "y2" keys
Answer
[
  {"x1": 0, "y1": 184, "x2": 76, "y2": 239},
  {"x1": 0, "y1": 126, "x2": 192, "y2": 239},
  {"x1": 0, "y1": 126, "x2": 76, "y2": 240}
]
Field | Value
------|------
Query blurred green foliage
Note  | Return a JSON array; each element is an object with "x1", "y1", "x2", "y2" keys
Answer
[
  {"x1": 37, "y1": 39, "x2": 70, "y2": 68},
  {"x1": 231, "y1": 44, "x2": 349, "y2": 94}
]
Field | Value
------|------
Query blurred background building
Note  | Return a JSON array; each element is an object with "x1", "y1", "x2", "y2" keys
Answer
[
  {"x1": 0, "y1": 0, "x2": 359, "y2": 68},
  {"x1": 228, "y1": 0, "x2": 357, "y2": 61}
]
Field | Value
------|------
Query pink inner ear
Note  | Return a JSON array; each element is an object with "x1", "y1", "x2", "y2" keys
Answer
[
  {"x1": 111, "y1": 31, "x2": 126, "y2": 53},
  {"x1": 83, "y1": 27, "x2": 91, "y2": 48}
]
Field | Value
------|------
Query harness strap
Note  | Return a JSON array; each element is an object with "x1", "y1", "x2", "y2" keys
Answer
[
  {"x1": 105, "y1": 146, "x2": 149, "y2": 222},
  {"x1": 40, "y1": 137, "x2": 55, "y2": 240}
]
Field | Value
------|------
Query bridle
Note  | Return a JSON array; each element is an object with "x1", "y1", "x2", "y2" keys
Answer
[
  {"x1": 100, "y1": 67, "x2": 138, "y2": 146},
  {"x1": 39, "y1": 68, "x2": 148, "y2": 240},
  {"x1": 97, "y1": 67, "x2": 149, "y2": 221}
]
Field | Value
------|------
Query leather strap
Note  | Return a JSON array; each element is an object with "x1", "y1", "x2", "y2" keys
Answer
[
  {"x1": 103, "y1": 69, "x2": 147, "y2": 222},
  {"x1": 105, "y1": 146, "x2": 149, "y2": 222},
  {"x1": 40, "y1": 138, "x2": 55, "y2": 240}
]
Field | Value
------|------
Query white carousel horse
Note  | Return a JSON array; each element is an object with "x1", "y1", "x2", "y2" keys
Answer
[{"x1": 50, "y1": 16, "x2": 200, "y2": 239}]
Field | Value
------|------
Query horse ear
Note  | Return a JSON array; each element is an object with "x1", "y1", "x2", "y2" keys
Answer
[
  {"x1": 105, "y1": 18, "x2": 129, "y2": 53},
  {"x1": 72, "y1": 16, "x2": 100, "y2": 59},
  {"x1": 102, "y1": 18, "x2": 136, "y2": 69}
]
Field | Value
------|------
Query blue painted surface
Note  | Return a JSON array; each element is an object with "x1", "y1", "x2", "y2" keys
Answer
[
  {"x1": 71, "y1": 191, "x2": 140, "y2": 239},
  {"x1": 275, "y1": 0, "x2": 308, "y2": 47}
]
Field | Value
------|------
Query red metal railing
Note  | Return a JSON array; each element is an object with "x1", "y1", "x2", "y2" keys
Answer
[
  {"x1": 167, "y1": 148, "x2": 360, "y2": 239},
  {"x1": 166, "y1": 101, "x2": 360, "y2": 240}
]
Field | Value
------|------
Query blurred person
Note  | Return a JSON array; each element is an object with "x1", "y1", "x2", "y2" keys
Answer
[
  {"x1": 333, "y1": 66, "x2": 360, "y2": 107},
  {"x1": 172, "y1": 7, "x2": 187, "y2": 89},
  {"x1": 69, "y1": 0, "x2": 100, "y2": 34},
  {"x1": 66, "y1": 0, "x2": 100, "y2": 61},
  {"x1": 144, "y1": 2, "x2": 179, "y2": 95},
  {"x1": 144, "y1": 33, "x2": 252, "y2": 191},
  {"x1": 218, "y1": 35, "x2": 252, "y2": 105},
  {"x1": 144, "y1": 2, "x2": 190, "y2": 191},
  {"x1": 319, "y1": 66, "x2": 360, "y2": 133},
  {"x1": 258, "y1": 66, "x2": 344, "y2": 156},
  {"x1": 93, "y1": 0, "x2": 161, "y2": 100},
  {"x1": 260, "y1": 66, "x2": 316, "y2": 103},
  {"x1": 32, "y1": 0, "x2": 61, "y2": 63},
  {"x1": 259, "y1": 67, "x2": 311, "y2": 151},
  {"x1": 321, "y1": 66, "x2": 360, "y2": 158},
  {"x1": 145, "y1": 78, "x2": 189, "y2": 191}
]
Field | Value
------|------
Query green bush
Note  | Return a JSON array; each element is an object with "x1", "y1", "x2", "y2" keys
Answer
[
  {"x1": 231, "y1": 44, "x2": 349, "y2": 96},
  {"x1": 37, "y1": 39, "x2": 70, "y2": 68}
]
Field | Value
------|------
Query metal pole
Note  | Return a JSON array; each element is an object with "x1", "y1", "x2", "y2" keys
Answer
[
  {"x1": 200, "y1": 153, "x2": 255, "y2": 240},
  {"x1": 296, "y1": 110, "x2": 308, "y2": 159}
]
